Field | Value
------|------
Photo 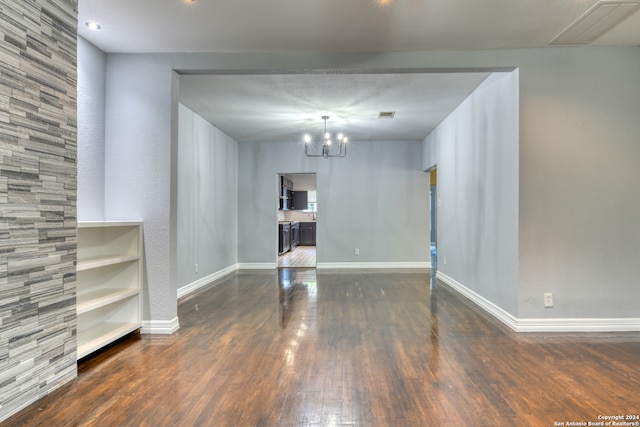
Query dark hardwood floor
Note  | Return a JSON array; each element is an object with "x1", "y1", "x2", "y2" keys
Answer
[{"x1": 3, "y1": 268, "x2": 639, "y2": 426}]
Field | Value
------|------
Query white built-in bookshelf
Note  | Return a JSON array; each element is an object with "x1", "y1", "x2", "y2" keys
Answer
[{"x1": 76, "y1": 221, "x2": 143, "y2": 359}]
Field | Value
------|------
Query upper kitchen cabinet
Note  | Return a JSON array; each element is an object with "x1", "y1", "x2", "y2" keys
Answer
[
  {"x1": 279, "y1": 176, "x2": 293, "y2": 210},
  {"x1": 279, "y1": 173, "x2": 316, "y2": 210},
  {"x1": 291, "y1": 191, "x2": 308, "y2": 210}
]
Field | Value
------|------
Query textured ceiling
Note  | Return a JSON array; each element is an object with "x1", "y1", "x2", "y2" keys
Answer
[
  {"x1": 79, "y1": 0, "x2": 640, "y2": 53},
  {"x1": 80, "y1": 0, "x2": 640, "y2": 143},
  {"x1": 179, "y1": 72, "x2": 492, "y2": 143}
]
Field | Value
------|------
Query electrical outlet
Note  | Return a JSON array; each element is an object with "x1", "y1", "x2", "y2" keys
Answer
[
  {"x1": 354, "y1": 248, "x2": 360, "y2": 256},
  {"x1": 195, "y1": 263, "x2": 199, "y2": 273},
  {"x1": 443, "y1": 256, "x2": 447, "y2": 265},
  {"x1": 544, "y1": 293, "x2": 553, "y2": 308}
]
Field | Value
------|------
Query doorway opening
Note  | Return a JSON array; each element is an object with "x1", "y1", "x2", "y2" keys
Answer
[
  {"x1": 277, "y1": 173, "x2": 317, "y2": 268},
  {"x1": 429, "y1": 168, "x2": 438, "y2": 271}
]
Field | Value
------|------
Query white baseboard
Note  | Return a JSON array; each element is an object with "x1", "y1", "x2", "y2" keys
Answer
[
  {"x1": 317, "y1": 262, "x2": 431, "y2": 269},
  {"x1": 436, "y1": 271, "x2": 518, "y2": 331},
  {"x1": 177, "y1": 263, "x2": 276, "y2": 300},
  {"x1": 517, "y1": 317, "x2": 640, "y2": 332},
  {"x1": 177, "y1": 261, "x2": 431, "y2": 300},
  {"x1": 436, "y1": 271, "x2": 640, "y2": 332},
  {"x1": 177, "y1": 264, "x2": 237, "y2": 299},
  {"x1": 237, "y1": 263, "x2": 277, "y2": 270},
  {"x1": 141, "y1": 317, "x2": 180, "y2": 334}
]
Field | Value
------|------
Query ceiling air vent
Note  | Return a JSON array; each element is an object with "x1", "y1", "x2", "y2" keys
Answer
[
  {"x1": 378, "y1": 111, "x2": 396, "y2": 119},
  {"x1": 550, "y1": 1, "x2": 640, "y2": 45}
]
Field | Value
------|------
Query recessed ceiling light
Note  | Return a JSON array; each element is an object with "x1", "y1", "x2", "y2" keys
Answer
[
  {"x1": 85, "y1": 21, "x2": 101, "y2": 31},
  {"x1": 378, "y1": 111, "x2": 396, "y2": 119}
]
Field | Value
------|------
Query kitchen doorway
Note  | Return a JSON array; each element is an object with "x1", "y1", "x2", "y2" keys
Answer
[
  {"x1": 429, "y1": 168, "x2": 438, "y2": 271},
  {"x1": 277, "y1": 173, "x2": 317, "y2": 268}
]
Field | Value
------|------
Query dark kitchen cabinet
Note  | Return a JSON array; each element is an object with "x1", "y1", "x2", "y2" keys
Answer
[
  {"x1": 279, "y1": 177, "x2": 293, "y2": 211},
  {"x1": 290, "y1": 222, "x2": 300, "y2": 250},
  {"x1": 300, "y1": 222, "x2": 316, "y2": 246},
  {"x1": 278, "y1": 223, "x2": 291, "y2": 255},
  {"x1": 279, "y1": 191, "x2": 291, "y2": 211},
  {"x1": 291, "y1": 191, "x2": 308, "y2": 210}
]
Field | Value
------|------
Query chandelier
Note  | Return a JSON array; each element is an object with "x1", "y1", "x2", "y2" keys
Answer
[{"x1": 304, "y1": 116, "x2": 348, "y2": 158}]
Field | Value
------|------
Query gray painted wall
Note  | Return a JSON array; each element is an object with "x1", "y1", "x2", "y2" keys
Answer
[
  {"x1": 516, "y1": 48, "x2": 640, "y2": 319},
  {"x1": 238, "y1": 140, "x2": 429, "y2": 265},
  {"x1": 423, "y1": 72, "x2": 520, "y2": 315},
  {"x1": 177, "y1": 104, "x2": 238, "y2": 289},
  {"x1": 97, "y1": 46, "x2": 639, "y2": 328},
  {"x1": 424, "y1": 49, "x2": 640, "y2": 320},
  {"x1": 103, "y1": 55, "x2": 178, "y2": 324},
  {"x1": 77, "y1": 37, "x2": 106, "y2": 221}
]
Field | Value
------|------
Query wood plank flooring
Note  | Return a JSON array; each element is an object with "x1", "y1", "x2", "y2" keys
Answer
[{"x1": 3, "y1": 268, "x2": 639, "y2": 426}]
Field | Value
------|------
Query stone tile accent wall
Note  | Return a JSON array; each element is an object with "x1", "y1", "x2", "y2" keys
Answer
[{"x1": 0, "y1": 0, "x2": 78, "y2": 421}]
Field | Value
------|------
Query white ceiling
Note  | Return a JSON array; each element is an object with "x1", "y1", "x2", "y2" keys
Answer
[
  {"x1": 78, "y1": 0, "x2": 640, "y2": 143},
  {"x1": 179, "y1": 72, "x2": 491, "y2": 143},
  {"x1": 79, "y1": 0, "x2": 640, "y2": 53}
]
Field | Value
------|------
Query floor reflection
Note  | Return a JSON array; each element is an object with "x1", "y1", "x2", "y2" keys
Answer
[
  {"x1": 429, "y1": 244, "x2": 439, "y2": 338},
  {"x1": 429, "y1": 247, "x2": 440, "y2": 379},
  {"x1": 430, "y1": 268, "x2": 439, "y2": 344},
  {"x1": 278, "y1": 268, "x2": 317, "y2": 329}
]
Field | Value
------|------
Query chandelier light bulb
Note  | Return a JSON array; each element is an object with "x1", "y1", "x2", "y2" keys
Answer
[{"x1": 304, "y1": 134, "x2": 311, "y2": 143}]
